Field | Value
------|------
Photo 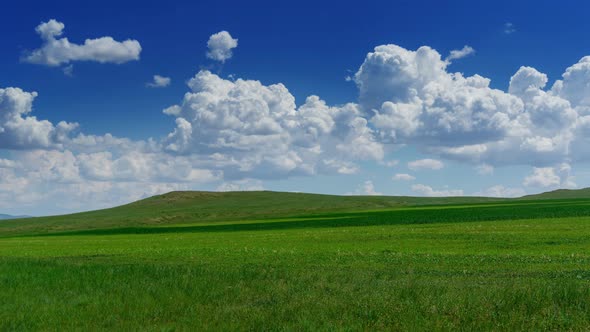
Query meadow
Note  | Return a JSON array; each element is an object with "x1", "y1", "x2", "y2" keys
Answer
[{"x1": 2, "y1": 192, "x2": 590, "y2": 330}]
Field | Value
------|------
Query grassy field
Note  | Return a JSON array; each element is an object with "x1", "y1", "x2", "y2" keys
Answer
[{"x1": 3, "y1": 192, "x2": 590, "y2": 330}]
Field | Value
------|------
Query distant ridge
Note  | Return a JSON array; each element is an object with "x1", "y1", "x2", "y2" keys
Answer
[
  {"x1": 521, "y1": 187, "x2": 590, "y2": 200},
  {"x1": 0, "y1": 214, "x2": 30, "y2": 220},
  {"x1": 1, "y1": 188, "x2": 588, "y2": 237},
  {"x1": 0, "y1": 191, "x2": 503, "y2": 237}
]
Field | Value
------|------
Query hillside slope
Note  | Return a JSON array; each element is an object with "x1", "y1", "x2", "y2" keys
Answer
[
  {"x1": 0, "y1": 191, "x2": 504, "y2": 237},
  {"x1": 521, "y1": 188, "x2": 590, "y2": 200}
]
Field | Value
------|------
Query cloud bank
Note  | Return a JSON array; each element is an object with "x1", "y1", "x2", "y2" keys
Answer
[{"x1": 6, "y1": 36, "x2": 590, "y2": 212}]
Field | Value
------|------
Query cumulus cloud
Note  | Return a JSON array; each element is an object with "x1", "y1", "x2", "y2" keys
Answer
[
  {"x1": 162, "y1": 70, "x2": 383, "y2": 179},
  {"x1": 147, "y1": 75, "x2": 171, "y2": 88},
  {"x1": 216, "y1": 179, "x2": 264, "y2": 192},
  {"x1": 354, "y1": 44, "x2": 590, "y2": 171},
  {"x1": 0, "y1": 87, "x2": 78, "y2": 149},
  {"x1": 523, "y1": 167, "x2": 561, "y2": 188},
  {"x1": 349, "y1": 180, "x2": 382, "y2": 196},
  {"x1": 445, "y1": 45, "x2": 475, "y2": 63},
  {"x1": 23, "y1": 19, "x2": 141, "y2": 66},
  {"x1": 0, "y1": 147, "x2": 222, "y2": 214},
  {"x1": 411, "y1": 184, "x2": 463, "y2": 197},
  {"x1": 474, "y1": 185, "x2": 525, "y2": 198},
  {"x1": 206, "y1": 31, "x2": 238, "y2": 62},
  {"x1": 523, "y1": 164, "x2": 576, "y2": 188},
  {"x1": 392, "y1": 173, "x2": 415, "y2": 181},
  {"x1": 8, "y1": 37, "x2": 590, "y2": 214},
  {"x1": 408, "y1": 158, "x2": 444, "y2": 170}
]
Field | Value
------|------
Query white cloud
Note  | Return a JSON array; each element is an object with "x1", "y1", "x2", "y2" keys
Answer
[
  {"x1": 357, "y1": 44, "x2": 525, "y2": 151},
  {"x1": 411, "y1": 184, "x2": 463, "y2": 197},
  {"x1": 476, "y1": 164, "x2": 494, "y2": 175},
  {"x1": 349, "y1": 180, "x2": 382, "y2": 196},
  {"x1": 147, "y1": 75, "x2": 171, "y2": 88},
  {"x1": 380, "y1": 160, "x2": 399, "y2": 167},
  {"x1": 408, "y1": 158, "x2": 444, "y2": 170},
  {"x1": 523, "y1": 167, "x2": 561, "y2": 188},
  {"x1": 163, "y1": 70, "x2": 383, "y2": 179},
  {"x1": 504, "y1": 22, "x2": 516, "y2": 34},
  {"x1": 320, "y1": 159, "x2": 359, "y2": 174},
  {"x1": 445, "y1": 45, "x2": 475, "y2": 63},
  {"x1": 23, "y1": 19, "x2": 141, "y2": 66},
  {"x1": 355, "y1": 44, "x2": 589, "y2": 170},
  {"x1": 8, "y1": 37, "x2": 590, "y2": 214},
  {"x1": 0, "y1": 87, "x2": 78, "y2": 149},
  {"x1": 474, "y1": 185, "x2": 525, "y2": 198},
  {"x1": 62, "y1": 64, "x2": 74, "y2": 76},
  {"x1": 522, "y1": 163, "x2": 576, "y2": 189},
  {"x1": 216, "y1": 179, "x2": 264, "y2": 192},
  {"x1": 206, "y1": 31, "x2": 238, "y2": 63},
  {"x1": 0, "y1": 147, "x2": 222, "y2": 214},
  {"x1": 552, "y1": 56, "x2": 590, "y2": 112},
  {"x1": 392, "y1": 173, "x2": 415, "y2": 181}
]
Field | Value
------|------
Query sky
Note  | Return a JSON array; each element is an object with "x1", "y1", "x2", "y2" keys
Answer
[{"x1": 2, "y1": 0, "x2": 590, "y2": 216}]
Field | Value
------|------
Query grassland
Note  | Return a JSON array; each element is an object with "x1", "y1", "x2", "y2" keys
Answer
[{"x1": 3, "y1": 191, "x2": 590, "y2": 330}]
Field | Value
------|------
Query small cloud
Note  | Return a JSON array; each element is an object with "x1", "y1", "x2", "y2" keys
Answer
[
  {"x1": 412, "y1": 184, "x2": 463, "y2": 197},
  {"x1": 206, "y1": 31, "x2": 238, "y2": 63},
  {"x1": 408, "y1": 159, "x2": 444, "y2": 171},
  {"x1": 445, "y1": 45, "x2": 475, "y2": 63},
  {"x1": 392, "y1": 173, "x2": 415, "y2": 181},
  {"x1": 62, "y1": 64, "x2": 74, "y2": 77},
  {"x1": 379, "y1": 160, "x2": 399, "y2": 167},
  {"x1": 348, "y1": 180, "x2": 382, "y2": 196},
  {"x1": 476, "y1": 164, "x2": 494, "y2": 175},
  {"x1": 504, "y1": 22, "x2": 516, "y2": 34},
  {"x1": 474, "y1": 185, "x2": 525, "y2": 198},
  {"x1": 147, "y1": 75, "x2": 171, "y2": 88},
  {"x1": 216, "y1": 179, "x2": 264, "y2": 192}
]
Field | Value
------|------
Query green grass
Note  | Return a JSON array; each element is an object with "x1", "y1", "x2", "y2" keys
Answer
[
  {"x1": 3, "y1": 192, "x2": 590, "y2": 330},
  {"x1": 0, "y1": 191, "x2": 509, "y2": 237}
]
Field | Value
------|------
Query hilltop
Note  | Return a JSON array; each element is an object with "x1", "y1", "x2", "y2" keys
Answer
[
  {"x1": 0, "y1": 191, "x2": 503, "y2": 237},
  {"x1": 522, "y1": 187, "x2": 590, "y2": 200}
]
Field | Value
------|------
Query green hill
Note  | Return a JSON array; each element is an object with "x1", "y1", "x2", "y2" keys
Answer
[
  {"x1": 0, "y1": 191, "x2": 504, "y2": 237},
  {"x1": 4, "y1": 190, "x2": 590, "y2": 329},
  {"x1": 521, "y1": 187, "x2": 590, "y2": 200},
  {"x1": 4, "y1": 188, "x2": 590, "y2": 237}
]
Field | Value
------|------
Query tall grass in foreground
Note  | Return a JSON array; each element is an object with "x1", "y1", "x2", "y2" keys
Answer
[{"x1": 2, "y1": 199, "x2": 590, "y2": 330}]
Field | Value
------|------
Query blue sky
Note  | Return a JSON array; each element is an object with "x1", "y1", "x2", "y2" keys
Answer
[{"x1": 2, "y1": 0, "x2": 590, "y2": 215}]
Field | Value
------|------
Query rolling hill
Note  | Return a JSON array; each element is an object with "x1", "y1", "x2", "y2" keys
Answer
[
  {"x1": 521, "y1": 187, "x2": 590, "y2": 200},
  {"x1": 2, "y1": 187, "x2": 590, "y2": 237},
  {"x1": 0, "y1": 191, "x2": 505, "y2": 237}
]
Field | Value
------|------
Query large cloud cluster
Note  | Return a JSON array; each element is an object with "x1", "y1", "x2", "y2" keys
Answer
[
  {"x1": 7, "y1": 36, "x2": 590, "y2": 212},
  {"x1": 355, "y1": 44, "x2": 590, "y2": 170},
  {"x1": 163, "y1": 70, "x2": 383, "y2": 179}
]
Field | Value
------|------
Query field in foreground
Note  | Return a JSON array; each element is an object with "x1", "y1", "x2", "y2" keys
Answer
[{"x1": 3, "y1": 194, "x2": 590, "y2": 330}]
